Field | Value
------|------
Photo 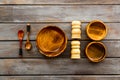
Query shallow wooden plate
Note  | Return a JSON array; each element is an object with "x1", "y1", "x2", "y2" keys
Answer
[{"x1": 36, "y1": 25, "x2": 67, "y2": 57}]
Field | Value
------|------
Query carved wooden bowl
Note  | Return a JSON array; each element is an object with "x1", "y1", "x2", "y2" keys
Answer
[
  {"x1": 85, "y1": 42, "x2": 106, "y2": 62},
  {"x1": 86, "y1": 20, "x2": 107, "y2": 40},
  {"x1": 36, "y1": 25, "x2": 67, "y2": 57}
]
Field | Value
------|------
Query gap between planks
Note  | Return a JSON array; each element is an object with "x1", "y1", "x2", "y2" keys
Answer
[
  {"x1": 0, "y1": 4, "x2": 120, "y2": 6},
  {"x1": 0, "y1": 57, "x2": 119, "y2": 59},
  {"x1": 0, "y1": 75, "x2": 119, "y2": 80},
  {"x1": 0, "y1": 39, "x2": 120, "y2": 42},
  {"x1": 0, "y1": 0, "x2": 120, "y2": 5},
  {"x1": 0, "y1": 22, "x2": 120, "y2": 24},
  {"x1": 0, "y1": 74, "x2": 119, "y2": 76}
]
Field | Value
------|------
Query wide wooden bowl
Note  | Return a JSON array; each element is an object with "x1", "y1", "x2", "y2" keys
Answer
[
  {"x1": 85, "y1": 42, "x2": 106, "y2": 62},
  {"x1": 86, "y1": 20, "x2": 107, "y2": 40},
  {"x1": 36, "y1": 25, "x2": 67, "y2": 57}
]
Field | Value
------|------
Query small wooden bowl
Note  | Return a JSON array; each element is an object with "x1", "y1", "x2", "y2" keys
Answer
[
  {"x1": 85, "y1": 42, "x2": 106, "y2": 62},
  {"x1": 36, "y1": 25, "x2": 67, "y2": 57},
  {"x1": 86, "y1": 20, "x2": 107, "y2": 40}
]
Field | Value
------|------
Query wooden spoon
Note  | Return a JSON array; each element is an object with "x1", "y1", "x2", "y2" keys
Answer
[
  {"x1": 25, "y1": 24, "x2": 32, "y2": 50},
  {"x1": 18, "y1": 30, "x2": 24, "y2": 57}
]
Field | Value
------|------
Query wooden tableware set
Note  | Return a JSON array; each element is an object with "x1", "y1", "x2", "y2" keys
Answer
[{"x1": 18, "y1": 20, "x2": 108, "y2": 62}]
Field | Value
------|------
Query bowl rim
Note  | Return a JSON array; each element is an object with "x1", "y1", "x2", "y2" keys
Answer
[
  {"x1": 85, "y1": 41, "x2": 106, "y2": 62},
  {"x1": 36, "y1": 25, "x2": 67, "y2": 57},
  {"x1": 86, "y1": 20, "x2": 108, "y2": 41}
]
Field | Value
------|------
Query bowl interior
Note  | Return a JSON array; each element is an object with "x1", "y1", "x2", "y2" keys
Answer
[
  {"x1": 86, "y1": 42, "x2": 106, "y2": 62},
  {"x1": 87, "y1": 21, "x2": 107, "y2": 40},
  {"x1": 36, "y1": 26, "x2": 67, "y2": 57},
  {"x1": 40, "y1": 39, "x2": 67, "y2": 57}
]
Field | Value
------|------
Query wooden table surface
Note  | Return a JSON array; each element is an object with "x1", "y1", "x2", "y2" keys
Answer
[{"x1": 0, "y1": 0, "x2": 120, "y2": 80}]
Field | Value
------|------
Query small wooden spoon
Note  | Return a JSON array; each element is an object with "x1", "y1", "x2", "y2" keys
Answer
[
  {"x1": 18, "y1": 30, "x2": 24, "y2": 57},
  {"x1": 25, "y1": 24, "x2": 32, "y2": 50}
]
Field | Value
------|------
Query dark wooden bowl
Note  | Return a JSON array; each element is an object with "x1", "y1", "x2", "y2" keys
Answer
[
  {"x1": 85, "y1": 42, "x2": 106, "y2": 62},
  {"x1": 86, "y1": 20, "x2": 107, "y2": 40},
  {"x1": 36, "y1": 25, "x2": 67, "y2": 57}
]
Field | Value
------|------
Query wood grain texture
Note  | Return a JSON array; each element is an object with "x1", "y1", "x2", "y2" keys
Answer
[
  {"x1": 0, "y1": 0, "x2": 120, "y2": 4},
  {"x1": 0, "y1": 6, "x2": 13, "y2": 21},
  {"x1": 0, "y1": 0, "x2": 119, "y2": 78},
  {"x1": 0, "y1": 76, "x2": 119, "y2": 80},
  {"x1": 0, "y1": 23, "x2": 119, "y2": 40},
  {"x1": 0, "y1": 58, "x2": 119, "y2": 74},
  {"x1": 0, "y1": 5, "x2": 120, "y2": 22},
  {"x1": 0, "y1": 41, "x2": 119, "y2": 58}
]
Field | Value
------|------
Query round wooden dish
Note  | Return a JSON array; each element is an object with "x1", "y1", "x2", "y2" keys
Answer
[
  {"x1": 86, "y1": 20, "x2": 107, "y2": 40},
  {"x1": 36, "y1": 25, "x2": 67, "y2": 57},
  {"x1": 85, "y1": 42, "x2": 106, "y2": 62}
]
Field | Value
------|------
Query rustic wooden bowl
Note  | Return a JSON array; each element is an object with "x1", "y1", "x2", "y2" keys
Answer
[
  {"x1": 85, "y1": 42, "x2": 106, "y2": 62},
  {"x1": 86, "y1": 20, "x2": 107, "y2": 40},
  {"x1": 36, "y1": 25, "x2": 67, "y2": 57}
]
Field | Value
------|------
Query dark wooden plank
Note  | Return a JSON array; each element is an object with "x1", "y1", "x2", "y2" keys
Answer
[
  {"x1": 0, "y1": 58, "x2": 119, "y2": 74},
  {"x1": 0, "y1": 23, "x2": 119, "y2": 40},
  {"x1": 0, "y1": 75, "x2": 120, "y2": 80},
  {"x1": 0, "y1": 41, "x2": 119, "y2": 58},
  {"x1": 0, "y1": 5, "x2": 120, "y2": 22},
  {"x1": 0, "y1": 0, "x2": 120, "y2": 4}
]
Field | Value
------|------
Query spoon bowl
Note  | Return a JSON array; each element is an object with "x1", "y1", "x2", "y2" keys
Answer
[
  {"x1": 25, "y1": 41, "x2": 32, "y2": 50},
  {"x1": 18, "y1": 30, "x2": 24, "y2": 40}
]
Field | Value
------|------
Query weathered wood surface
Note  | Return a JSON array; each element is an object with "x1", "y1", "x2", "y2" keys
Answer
[
  {"x1": 0, "y1": 76, "x2": 120, "y2": 80},
  {"x1": 0, "y1": 0, "x2": 119, "y2": 79},
  {"x1": 0, "y1": 0, "x2": 120, "y2": 4},
  {"x1": 0, "y1": 58, "x2": 118, "y2": 74},
  {"x1": 0, "y1": 41, "x2": 120, "y2": 58},
  {"x1": 0, "y1": 23, "x2": 119, "y2": 40},
  {"x1": 0, "y1": 5, "x2": 120, "y2": 22}
]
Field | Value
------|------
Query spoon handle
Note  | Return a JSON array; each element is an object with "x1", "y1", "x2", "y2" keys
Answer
[
  {"x1": 27, "y1": 24, "x2": 30, "y2": 42},
  {"x1": 19, "y1": 40, "x2": 23, "y2": 57},
  {"x1": 19, "y1": 48, "x2": 23, "y2": 57},
  {"x1": 27, "y1": 24, "x2": 30, "y2": 33}
]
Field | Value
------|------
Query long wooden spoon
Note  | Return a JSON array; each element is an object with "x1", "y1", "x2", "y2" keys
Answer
[
  {"x1": 25, "y1": 24, "x2": 32, "y2": 50},
  {"x1": 18, "y1": 30, "x2": 24, "y2": 57}
]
